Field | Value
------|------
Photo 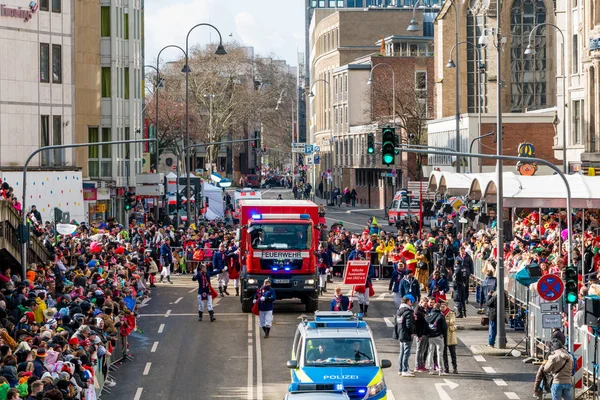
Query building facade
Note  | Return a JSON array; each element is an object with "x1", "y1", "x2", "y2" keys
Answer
[
  {"x1": 74, "y1": 0, "x2": 144, "y2": 222},
  {"x1": 0, "y1": 0, "x2": 74, "y2": 168}
]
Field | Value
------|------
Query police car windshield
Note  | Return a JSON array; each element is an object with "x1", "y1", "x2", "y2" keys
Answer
[
  {"x1": 305, "y1": 338, "x2": 375, "y2": 366},
  {"x1": 250, "y1": 223, "x2": 311, "y2": 250}
]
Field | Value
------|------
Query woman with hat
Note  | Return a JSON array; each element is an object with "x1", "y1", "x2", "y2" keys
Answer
[{"x1": 254, "y1": 279, "x2": 276, "y2": 338}]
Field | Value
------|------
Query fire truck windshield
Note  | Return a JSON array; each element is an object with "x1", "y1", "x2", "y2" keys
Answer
[{"x1": 249, "y1": 223, "x2": 311, "y2": 250}]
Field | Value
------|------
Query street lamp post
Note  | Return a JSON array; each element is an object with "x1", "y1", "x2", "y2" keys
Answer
[
  {"x1": 446, "y1": 40, "x2": 486, "y2": 173},
  {"x1": 150, "y1": 45, "x2": 187, "y2": 172},
  {"x1": 525, "y1": 23, "x2": 567, "y2": 174},
  {"x1": 469, "y1": 131, "x2": 495, "y2": 173},
  {"x1": 408, "y1": 0, "x2": 460, "y2": 172},
  {"x1": 309, "y1": 78, "x2": 332, "y2": 201},
  {"x1": 182, "y1": 23, "x2": 226, "y2": 227},
  {"x1": 204, "y1": 94, "x2": 215, "y2": 172}
]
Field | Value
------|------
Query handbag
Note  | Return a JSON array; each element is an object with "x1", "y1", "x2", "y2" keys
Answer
[
  {"x1": 251, "y1": 301, "x2": 260, "y2": 316},
  {"x1": 480, "y1": 316, "x2": 489, "y2": 326}
]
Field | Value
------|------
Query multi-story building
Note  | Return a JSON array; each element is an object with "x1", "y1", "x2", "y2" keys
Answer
[
  {"x1": 0, "y1": 0, "x2": 74, "y2": 168},
  {"x1": 308, "y1": 5, "x2": 439, "y2": 202},
  {"x1": 427, "y1": 0, "x2": 560, "y2": 174},
  {"x1": 74, "y1": 0, "x2": 144, "y2": 222}
]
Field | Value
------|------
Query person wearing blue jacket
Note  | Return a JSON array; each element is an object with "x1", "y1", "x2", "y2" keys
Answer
[
  {"x1": 399, "y1": 270, "x2": 420, "y2": 306},
  {"x1": 192, "y1": 263, "x2": 218, "y2": 321},
  {"x1": 428, "y1": 270, "x2": 449, "y2": 296},
  {"x1": 212, "y1": 243, "x2": 230, "y2": 297},
  {"x1": 254, "y1": 279, "x2": 276, "y2": 338},
  {"x1": 389, "y1": 262, "x2": 406, "y2": 309},
  {"x1": 159, "y1": 239, "x2": 173, "y2": 284},
  {"x1": 330, "y1": 287, "x2": 350, "y2": 311}
]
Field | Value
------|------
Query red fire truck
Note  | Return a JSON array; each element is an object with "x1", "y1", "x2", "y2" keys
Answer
[{"x1": 237, "y1": 200, "x2": 321, "y2": 313}]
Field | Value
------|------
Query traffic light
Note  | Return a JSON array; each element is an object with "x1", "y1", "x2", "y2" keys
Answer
[
  {"x1": 367, "y1": 133, "x2": 375, "y2": 155},
  {"x1": 381, "y1": 127, "x2": 395, "y2": 166},
  {"x1": 565, "y1": 264, "x2": 578, "y2": 304},
  {"x1": 124, "y1": 191, "x2": 136, "y2": 211},
  {"x1": 394, "y1": 133, "x2": 400, "y2": 155},
  {"x1": 253, "y1": 130, "x2": 261, "y2": 150}
]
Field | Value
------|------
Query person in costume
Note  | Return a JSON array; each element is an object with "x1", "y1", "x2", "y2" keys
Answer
[
  {"x1": 213, "y1": 243, "x2": 230, "y2": 297},
  {"x1": 330, "y1": 287, "x2": 350, "y2": 311},
  {"x1": 227, "y1": 241, "x2": 241, "y2": 296},
  {"x1": 401, "y1": 241, "x2": 418, "y2": 274},
  {"x1": 192, "y1": 263, "x2": 218, "y2": 321},
  {"x1": 354, "y1": 253, "x2": 375, "y2": 316},
  {"x1": 254, "y1": 279, "x2": 276, "y2": 338}
]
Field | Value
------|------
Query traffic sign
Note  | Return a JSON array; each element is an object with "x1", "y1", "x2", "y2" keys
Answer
[
  {"x1": 540, "y1": 301, "x2": 561, "y2": 313},
  {"x1": 542, "y1": 313, "x2": 562, "y2": 329},
  {"x1": 537, "y1": 274, "x2": 565, "y2": 302},
  {"x1": 292, "y1": 143, "x2": 305, "y2": 153},
  {"x1": 314, "y1": 155, "x2": 320, "y2": 165},
  {"x1": 305, "y1": 155, "x2": 314, "y2": 165},
  {"x1": 343, "y1": 261, "x2": 370, "y2": 285},
  {"x1": 305, "y1": 144, "x2": 314, "y2": 154},
  {"x1": 314, "y1": 145, "x2": 321, "y2": 152}
]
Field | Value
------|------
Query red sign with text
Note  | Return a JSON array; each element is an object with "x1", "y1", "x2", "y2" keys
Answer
[{"x1": 343, "y1": 261, "x2": 370, "y2": 285}]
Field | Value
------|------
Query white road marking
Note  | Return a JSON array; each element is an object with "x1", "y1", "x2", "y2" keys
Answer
[
  {"x1": 255, "y1": 316, "x2": 263, "y2": 400},
  {"x1": 151, "y1": 342, "x2": 159, "y2": 353},
  {"x1": 189, "y1": 288, "x2": 196, "y2": 293},
  {"x1": 165, "y1": 310, "x2": 172, "y2": 318},
  {"x1": 387, "y1": 390, "x2": 396, "y2": 400},
  {"x1": 158, "y1": 324, "x2": 165, "y2": 334},
  {"x1": 143, "y1": 362, "x2": 151, "y2": 375},
  {"x1": 134, "y1": 388, "x2": 143, "y2": 400},
  {"x1": 383, "y1": 317, "x2": 395, "y2": 328},
  {"x1": 493, "y1": 379, "x2": 508, "y2": 386},
  {"x1": 325, "y1": 216, "x2": 366, "y2": 228},
  {"x1": 174, "y1": 297, "x2": 183, "y2": 304},
  {"x1": 377, "y1": 293, "x2": 386, "y2": 300},
  {"x1": 482, "y1": 366, "x2": 496, "y2": 374},
  {"x1": 247, "y1": 315, "x2": 253, "y2": 400},
  {"x1": 505, "y1": 392, "x2": 520, "y2": 399},
  {"x1": 474, "y1": 355, "x2": 486, "y2": 362},
  {"x1": 139, "y1": 313, "x2": 248, "y2": 317}
]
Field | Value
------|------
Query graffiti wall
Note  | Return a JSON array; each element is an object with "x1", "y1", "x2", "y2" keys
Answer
[{"x1": 1, "y1": 171, "x2": 85, "y2": 224}]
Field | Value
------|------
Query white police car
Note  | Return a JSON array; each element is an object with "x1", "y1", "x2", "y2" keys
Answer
[
  {"x1": 284, "y1": 383, "x2": 350, "y2": 399},
  {"x1": 287, "y1": 311, "x2": 391, "y2": 400}
]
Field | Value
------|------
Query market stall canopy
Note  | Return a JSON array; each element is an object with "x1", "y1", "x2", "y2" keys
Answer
[
  {"x1": 427, "y1": 171, "x2": 494, "y2": 197},
  {"x1": 477, "y1": 173, "x2": 600, "y2": 208}
]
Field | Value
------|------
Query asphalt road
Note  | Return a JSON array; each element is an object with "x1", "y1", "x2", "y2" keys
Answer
[
  {"x1": 104, "y1": 189, "x2": 537, "y2": 400},
  {"x1": 104, "y1": 276, "x2": 538, "y2": 400}
]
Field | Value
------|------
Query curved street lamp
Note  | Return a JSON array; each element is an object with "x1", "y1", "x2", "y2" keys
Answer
[
  {"x1": 182, "y1": 23, "x2": 226, "y2": 225},
  {"x1": 524, "y1": 23, "x2": 566, "y2": 174},
  {"x1": 446, "y1": 40, "x2": 486, "y2": 173},
  {"x1": 148, "y1": 44, "x2": 187, "y2": 172},
  {"x1": 309, "y1": 78, "x2": 333, "y2": 201},
  {"x1": 408, "y1": 0, "x2": 460, "y2": 172}
]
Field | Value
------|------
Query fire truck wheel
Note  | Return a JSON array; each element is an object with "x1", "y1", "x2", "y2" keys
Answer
[
  {"x1": 305, "y1": 294, "x2": 319, "y2": 313},
  {"x1": 241, "y1": 298, "x2": 253, "y2": 313}
]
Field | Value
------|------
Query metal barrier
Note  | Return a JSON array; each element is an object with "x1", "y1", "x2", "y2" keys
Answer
[{"x1": 474, "y1": 257, "x2": 600, "y2": 392}]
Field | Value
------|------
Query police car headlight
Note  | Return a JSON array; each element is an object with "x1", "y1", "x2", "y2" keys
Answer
[
  {"x1": 248, "y1": 279, "x2": 257, "y2": 284},
  {"x1": 368, "y1": 380, "x2": 385, "y2": 397},
  {"x1": 306, "y1": 279, "x2": 315, "y2": 285}
]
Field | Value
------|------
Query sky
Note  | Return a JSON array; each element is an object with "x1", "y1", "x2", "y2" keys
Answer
[{"x1": 144, "y1": 0, "x2": 305, "y2": 67}]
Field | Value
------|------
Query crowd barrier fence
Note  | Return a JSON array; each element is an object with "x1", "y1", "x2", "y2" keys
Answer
[{"x1": 473, "y1": 258, "x2": 600, "y2": 391}]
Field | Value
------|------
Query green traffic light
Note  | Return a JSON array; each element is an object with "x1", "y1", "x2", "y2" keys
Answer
[
  {"x1": 566, "y1": 292, "x2": 578, "y2": 303},
  {"x1": 368, "y1": 147, "x2": 375, "y2": 154},
  {"x1": 383, "y1": 153, "x2": 394, "y2": 164}
]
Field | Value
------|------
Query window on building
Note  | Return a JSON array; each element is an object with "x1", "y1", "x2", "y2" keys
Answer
[
  {"x1": 53, "y1": 116, "x2": 63, "y2": 165},
  {"x1": 124, "y1": 67, "x2": 130, "y2": 99},
  {"x1": 467, "y1": 3, "x2": 487, "y2": 113},
  {"x1": 101, "y1": 128, "x2": 112, "y2": 177},
  {"x1": 101, "y1": 7, "x2": 111, "y2": 37},
  {"x1": 415, "y1": 71, "x2": 427, "y2": 94},
  {"x1": 124, "y1": 11, "x2": 129, "y2": 40},
  {"x1": 573, "y1": 100, "x2": 583, "y2": 145},
  {"x1": 40, "y1": 43, "x2": 49, "y2": 83},
  {"x1": 345, "y1": 105, "x2": 348, "y2": 123},
  {"x1": 124, "y1": 127, "x2": 130, "y2": 159},
  {"x1": 52, "y1": 0, "x2": 61, "y2": 13},
  {"x1": 40, "y1": 0, "x2": 49, "y2": 11},
  {"x1": 40, "y1": 116, "x2": 50, "y2": 166},
  {"x1": 101, "y1": 67, "x2": 111, "y2": 97},
  {"x1": 52, "y1": 44, "x2": 62, "y2": 84},
  {"x1": 572, "y1": 34, "x2": 578, "y2": 74},
  {"x1": 510, "y1": 0, "x2": 547, "y2": 112}
]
